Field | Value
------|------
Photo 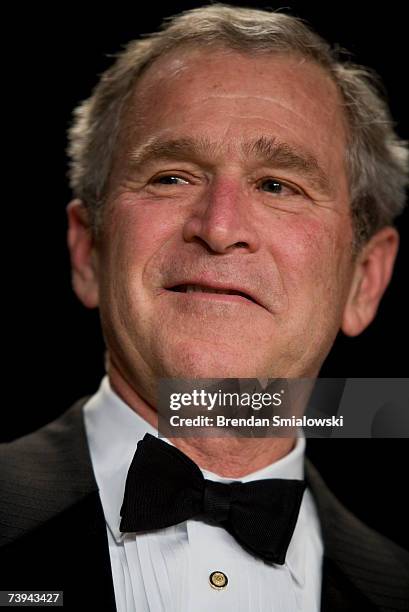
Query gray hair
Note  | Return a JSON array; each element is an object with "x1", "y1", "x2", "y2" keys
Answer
[{"x1": 66, "y1": 4, "x2": 408, "y2": 252}]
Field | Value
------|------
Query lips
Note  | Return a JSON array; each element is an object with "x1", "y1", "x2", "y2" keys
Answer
[{"x1": 166, "y1": 283, "x2": 260, "y2": 306}]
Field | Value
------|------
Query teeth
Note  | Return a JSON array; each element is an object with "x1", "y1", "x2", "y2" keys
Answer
[{"x1": 185, "y1": 285, "x2": 237, "y2": 295}]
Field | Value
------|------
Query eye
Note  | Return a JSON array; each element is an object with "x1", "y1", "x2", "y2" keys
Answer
[
  {"x1": 258, "y1": 178, "x2": 302, "y2": 196},
  {"x1": 151, "y1": 174, "x2": 189, "y2": 186}
]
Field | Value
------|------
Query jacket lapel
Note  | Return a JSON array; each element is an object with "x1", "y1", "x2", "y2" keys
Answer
[
  {"x1": 305, "y1": 459, "x2": 409, "y2": 612},
  {"x1": 319, "y1": 555, "x2": 378, "y2": 611},
  {"x1": 0, "y1": 398, "x2": 117, "y2": 611}
]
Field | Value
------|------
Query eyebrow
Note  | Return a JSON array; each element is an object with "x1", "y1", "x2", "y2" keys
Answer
[{"x1": 128, "y1": 135, "x2": 334, "y2": 197}]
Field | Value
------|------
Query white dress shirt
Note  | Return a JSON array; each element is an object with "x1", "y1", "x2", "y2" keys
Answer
[{"x1": 83, "y1": 376, "x2": 323, "y2": 611}]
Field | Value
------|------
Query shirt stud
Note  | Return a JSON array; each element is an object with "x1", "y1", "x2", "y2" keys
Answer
[{"x1": 209, "y1": 570, "x2": 229, "y2": 590}]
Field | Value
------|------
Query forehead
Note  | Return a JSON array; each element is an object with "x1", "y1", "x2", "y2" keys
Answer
[{"x1": 120, "y1": 46, "x2": 348, "y2": 178}]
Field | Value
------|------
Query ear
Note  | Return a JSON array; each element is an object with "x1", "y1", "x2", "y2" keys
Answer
[
  {"x1": 341, "y1": 226, "x2": 399, "y2": 336},
  {"x1": 66, "y1": 199, "x2": 99, "y2": 308}
]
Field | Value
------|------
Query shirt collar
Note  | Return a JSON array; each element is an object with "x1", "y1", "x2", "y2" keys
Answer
[{"x1": 83, "y1": 375, "x2": 306, "y2": 584}]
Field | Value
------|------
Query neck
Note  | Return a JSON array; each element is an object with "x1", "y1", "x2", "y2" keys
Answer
[
  {"x1": 166, "y1": 436, "x2": 296, "y2": 478},
  {"x1": 108, "y1": 364, "x2": 296, "y2": 478}
]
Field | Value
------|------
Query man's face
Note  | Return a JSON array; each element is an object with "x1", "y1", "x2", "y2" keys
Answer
[{"x1": 93, "y1": 48, "x2": 356, "y2": 392}]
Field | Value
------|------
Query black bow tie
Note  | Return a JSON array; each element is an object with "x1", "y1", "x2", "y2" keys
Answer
[{"x1": 120, "y1": 433, "x2": 305, "y2": 565}]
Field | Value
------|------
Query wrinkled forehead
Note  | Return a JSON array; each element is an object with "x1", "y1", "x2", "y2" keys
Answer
[
  {"x1": 116, "y1": 45, "x2": 349, "y2": 185},
  {"x1": 126, "y1": 44, "x2": 347, "y2": 129}
]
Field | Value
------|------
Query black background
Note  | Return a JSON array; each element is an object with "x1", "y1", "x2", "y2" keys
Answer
[{"x1": 3, "y1": 1, "x2": 408, "y2": 550}]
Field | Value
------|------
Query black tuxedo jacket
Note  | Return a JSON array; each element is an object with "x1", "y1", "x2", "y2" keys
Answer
[{"x1": 1, "y1": 398, "x2": 408, "y2": 611}]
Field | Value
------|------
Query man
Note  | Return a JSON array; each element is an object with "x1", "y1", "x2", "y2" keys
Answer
[{"x1": 1, "y1": 4, "x2": 408, "y2": 611}]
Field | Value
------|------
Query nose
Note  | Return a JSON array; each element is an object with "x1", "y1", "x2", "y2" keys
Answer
[{"x1": 183, "y1": 178, "x2": 260, "y2": 254}]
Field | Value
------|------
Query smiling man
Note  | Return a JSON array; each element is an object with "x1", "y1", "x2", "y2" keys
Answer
[{"x1": 1, "y1": 4, "x2": 408, "y2": 612}]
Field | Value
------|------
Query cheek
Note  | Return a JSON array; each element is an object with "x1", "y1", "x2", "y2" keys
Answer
[
  {"x1": 269, "y1": 213, "x2": 352, "y2": 308},
  {"x1": 103, "y1": 195, "x2": 178, "y2": 274}
]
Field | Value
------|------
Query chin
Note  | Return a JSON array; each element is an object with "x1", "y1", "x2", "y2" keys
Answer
[{"x1": 158, "y1": 342, "x2": 273, "y2": 380}]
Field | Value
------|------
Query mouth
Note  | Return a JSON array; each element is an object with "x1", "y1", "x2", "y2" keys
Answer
[{"x1": 166, "y1": 284, "x2": 259, "y2": 306}]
